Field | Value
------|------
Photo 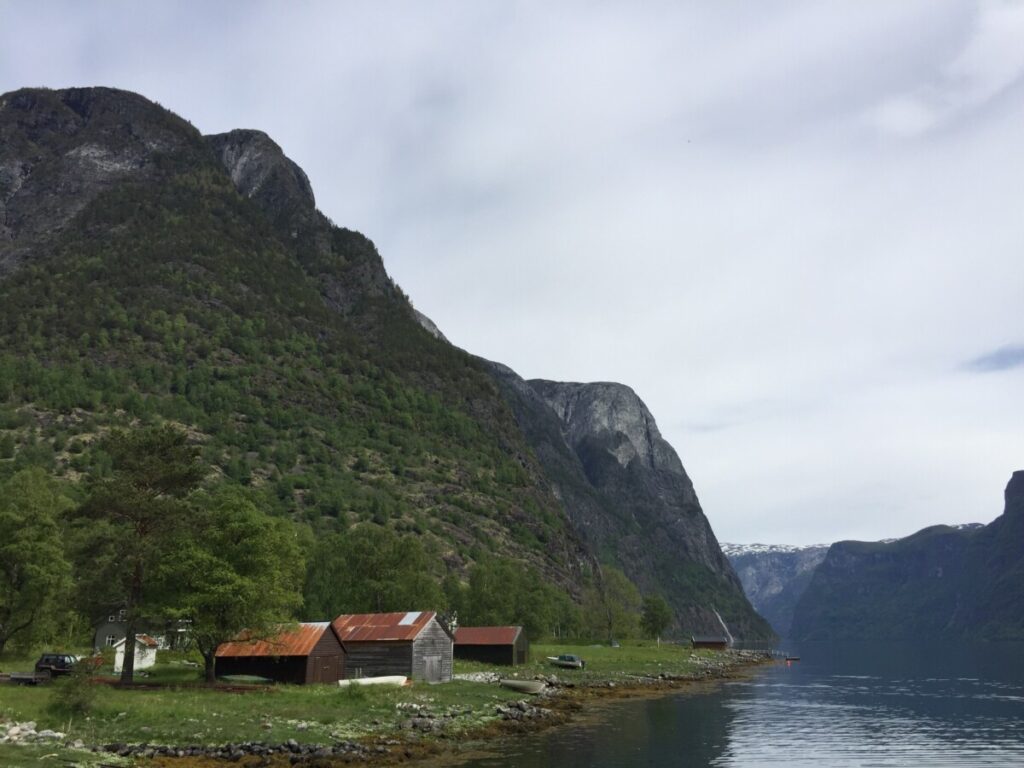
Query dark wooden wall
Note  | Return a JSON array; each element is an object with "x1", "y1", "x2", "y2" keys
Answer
[
  {"x1": 343, "y1": 641, "x2": 413, "y2": 679},
  {"x1": 411, "y1": 617, "x2": 453, "y2": 682},
  {"x1": 454, "y1": 644, "x2": 514, "y2": 665},
  {"x1": 304, "y1": 627, "x2": 346, "y2": 683},
  {"x1": 216, "y1": 656, "x2": 307, "y2": 684}
]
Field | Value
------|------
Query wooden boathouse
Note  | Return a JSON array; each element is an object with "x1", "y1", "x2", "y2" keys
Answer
[
  {"x1": 691, "y1": 635, "x2": 730, "y2": 651},
  {"x1": 215, "y1": 622, "x2": 345, "y2": 684},
  {"x1": 331, "y1": 611, "x2": 453, "y2": 683},
  {"x1": 454, "y1": 626, "x2": 528, "y2": 666}
]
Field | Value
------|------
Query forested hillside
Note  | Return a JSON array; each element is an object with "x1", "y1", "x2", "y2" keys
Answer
[{"x1": 0, "y1": 86, "x2": 771, "y2": 643}]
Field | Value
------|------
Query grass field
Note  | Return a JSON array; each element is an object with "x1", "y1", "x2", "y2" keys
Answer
[{"x1": 0, "y1": 641, "x2": 723, "y2": 766}]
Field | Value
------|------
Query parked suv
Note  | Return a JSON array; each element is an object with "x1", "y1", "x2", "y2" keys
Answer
[{"x1": 34, "y1": 653, "x2": 78, "y2": 678}]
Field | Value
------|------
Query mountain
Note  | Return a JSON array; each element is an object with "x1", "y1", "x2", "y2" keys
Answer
[
  {"x1": 489, "y1": 371, "x2": 774, "y2": 639},
  {"x1": 791, "y1": 474, "x2": 1023, "y2": 640},
  {"x1": 721, "y1": 543, "x2": 829, "y2": 637},
  {"x1": 0, "y1": 86, "x2": 770, "y2": 639}
]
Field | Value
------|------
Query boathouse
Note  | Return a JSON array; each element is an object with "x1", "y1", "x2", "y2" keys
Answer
[
  {"x1": 454, "y1": 625, "x2": 528, "y2": 666},
  {"x1": 215, "y1": 622, "x2": 345, "y2": 684},
  {"x1": 691, "y1": 635, "x2": 730, "y2": 650},
  {"x1": 331, "y1": 611, "x2": 453, "y2": 683}
]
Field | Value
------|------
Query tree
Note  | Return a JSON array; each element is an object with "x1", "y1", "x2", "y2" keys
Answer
[
  {"x1": 304, "y1": 525, "x2": 444, "y2": 617},
  {"x1": 641, "y1": 594, "x2": 673, "y2": 646},
  {"x1": 583, "y1": 566, "x2": 641, "y2": 643},
  {"x1": 462, "y1": 557, "x2": 565, "y2": 640},
  {"x1": 169, "y1": 487, "x2": 305, "y2": 682},
  {"x1": 74, "y1": 426, "x2": 204, "y2": 683},
  {"x1": 0, "y1": 469, "x2": 72, "y2": 655}
]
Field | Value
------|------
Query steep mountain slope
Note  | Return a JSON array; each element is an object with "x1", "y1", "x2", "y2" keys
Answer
[
  {"x1": 0, "y1": 86, "x2": 771, "y2": 639},
  {"x1": 791, "y1": 474, "x2": 1022, "y2": 640},
  {"x1": 487, "y1": 369, "x2": 772, "y2": 639},
  {"x1": 0, "y1": 86, "x2": 585, "y2": 585},
  {"x1": 721, "y1": 543, "x2": 828, "y2": 637}
]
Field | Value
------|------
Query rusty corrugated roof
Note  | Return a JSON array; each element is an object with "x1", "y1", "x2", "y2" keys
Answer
[
  {"x1": 454, "y1": 626, "x2": 522, "y2": 646},
  {"x1": 216, "y1": 622, "x2": 330, "y2": 658},
  {"x1": 331, "y1": 611, "x2": 436, "y2": 642}
]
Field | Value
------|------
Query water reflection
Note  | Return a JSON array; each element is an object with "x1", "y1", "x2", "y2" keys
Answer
[{"x1": 442, "y1": 642, "x2": 1024, "y2": 767}]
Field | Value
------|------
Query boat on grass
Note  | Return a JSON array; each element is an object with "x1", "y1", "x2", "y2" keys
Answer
[
  {"x1": 547, "y1": 654, "x2": 584, "y2": 669},
  {"x1": 500, "y1": 678, "x2": 546, "y2": 694},
  {"x1": 337, "y1": 675, "x2": 407, "y2": 688}
]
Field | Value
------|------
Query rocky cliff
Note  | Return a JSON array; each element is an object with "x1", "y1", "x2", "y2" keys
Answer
[
  {"x1": 486, "y1": 371, "x2": 773, "y2": 639},
  {"x1": 721, "y1": 543, "x2": 829, "y2": 637},
  {"x1": 791, "y1": 474, "x2": 1023, "y2": 640}
]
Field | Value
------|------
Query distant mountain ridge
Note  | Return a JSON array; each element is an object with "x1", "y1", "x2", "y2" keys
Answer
[
  {"x1": 0, "y1": 86, "x2": 772, "y2": 640},
  {"x1": 791, "y1": 473, "x2": 1024, "y2": 640},
  {"x1": 722, "y1": 543, "x2": 829, "y2": 637}
]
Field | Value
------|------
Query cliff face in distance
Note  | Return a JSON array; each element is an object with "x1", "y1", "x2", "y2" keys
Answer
[
  {"x1": 791, "y1": 472, "x2": 1024, "y2": 640},
  {"x1": 0, "y1": 86, "x2": 773, "y2": 641},
  {"x1": 487, "y1": 369, "x2": 773, "y2": 640},
  {"x1": 722, "y1": 543, "x2": 829, "y2": 637}
]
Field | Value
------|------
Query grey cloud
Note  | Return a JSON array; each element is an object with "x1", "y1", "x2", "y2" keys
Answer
[{"x1": 966, "y1": 346, "x2": 1024, "y2": 373}]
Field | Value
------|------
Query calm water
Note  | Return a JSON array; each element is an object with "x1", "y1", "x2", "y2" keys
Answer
[{"x1": 444, "y1": 642, "x2": 1024, "y2": 767}]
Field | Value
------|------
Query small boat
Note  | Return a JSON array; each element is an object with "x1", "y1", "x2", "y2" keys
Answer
[
  {"x1": 546, "y1": 654, "x2": 584, "y2": 669},
  {"x1": 337, "y1": 675, "x2": 407, "y2": 688},
  {"x1": 499, "y1": 679, "x2": 546, "y2": 695},
  {"x1": 785, "y1": 656, "x2": 800, "y2": 662}
]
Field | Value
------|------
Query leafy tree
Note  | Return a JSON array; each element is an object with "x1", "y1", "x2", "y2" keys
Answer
[
  {"x1": 583, "y1": 566, "x2": 641, "y2": 643},
  {"x1": 304, "y1": 525, "x2": 443, "y2": 616},
  {"x1": 461, "y1": 557, "x2": 570, "y2": 640},
  {"x1": 641, "y1": 594, "x2": 673, "y2": 645},
  {"x1": 0, "y1": 469, "x2": 72, "y2": 655},
  {"x1": 73, "y1": 426, "x2": 204, "y2": 682},
  {"x1": 168, "y1": 487, "x2": 305, "y2": 682}
]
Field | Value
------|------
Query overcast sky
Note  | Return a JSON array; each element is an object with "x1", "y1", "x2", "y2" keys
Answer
[{"x1": 3, "y1": 1, "x2": 1023, "y2": 545}]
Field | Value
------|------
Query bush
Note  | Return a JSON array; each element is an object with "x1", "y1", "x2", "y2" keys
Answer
[{"x1": 49, "y1": 664, "x2": 99, "y2": 716}]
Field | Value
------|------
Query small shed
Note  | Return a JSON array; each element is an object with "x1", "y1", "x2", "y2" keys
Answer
[
  {"x1": 113, "y1": 634, "x2": 159, "y2": 673},
  {"x1": 691, "y1": 635, "x2": 730, "y2": 650},
  {"x1": 332, "y1": 611, "x2": 452, "y2": 683},
  {"x1": 454, "y1": 626, "x2": 528, "y2": 666},
  {"x1": 215, "y1": 622, "x2": 345, "y2": 684}
]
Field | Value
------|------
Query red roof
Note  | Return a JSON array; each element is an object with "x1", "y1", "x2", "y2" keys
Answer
[
  {"x1": 454, "y1": 626, "x2": 522, "y2": 646},
  {"x1": 216, "y1": 622, "x2": 331, "y2": 658},
  {"x1": 331, "y1": 611, "x2": 436, "y2": 642}
]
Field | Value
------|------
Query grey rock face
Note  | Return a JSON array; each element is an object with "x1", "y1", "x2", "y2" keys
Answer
[
  {"x1": 722, "y1": 544, "x2": 828, "y2": 636},
  {"x1": 528, "y1": 381, "x2": 684, "y2": 476},
  {"x1": 0, "y1": 86, "x2": 204, "y2": 275},
  {"x1": 205, "y1": 129, "x2": 315, "y2": 227},
  {"x1": 486, "y1": 367, "x2": 774, "y2": 640}
]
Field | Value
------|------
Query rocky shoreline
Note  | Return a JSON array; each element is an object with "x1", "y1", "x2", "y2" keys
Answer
[{"x1": 1, "y1": 650, "x2": 771, "y2": 766}]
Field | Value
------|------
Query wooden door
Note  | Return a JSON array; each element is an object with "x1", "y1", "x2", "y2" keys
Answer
[
  {"x1": 315, "y1": 655, "x2": 339, "y2": 683},
  {"x1": 424, "y1": 655, "x2": 441, "y2": 682}
]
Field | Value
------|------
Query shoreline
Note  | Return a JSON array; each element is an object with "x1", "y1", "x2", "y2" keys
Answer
[
  {"x1": 0, "y1": 649, "x2": 772, "y2": 767},
  {"x1": 138, "y1": 649, "x2": 772, "y2": 767}
]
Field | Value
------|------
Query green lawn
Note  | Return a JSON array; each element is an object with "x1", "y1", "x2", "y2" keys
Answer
[
  {"x1": 456, "y1": 641, "x2": 710, "y2": 680},
  {"x1": 0, "y1": 641, "x2": 722, "y2": 766}
]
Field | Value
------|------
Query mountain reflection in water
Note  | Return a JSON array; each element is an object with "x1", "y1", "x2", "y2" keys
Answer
[{"x1": 439, "y1": 642, "x2": 1024, "y2": 767}]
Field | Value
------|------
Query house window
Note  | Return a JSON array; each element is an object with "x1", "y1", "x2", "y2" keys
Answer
[
  {"x1": 105, "y1": 635, "x2": 117, "y2": 647},
  {"x1": 108, "y1": 615, "x2": 117, "y2": 623}
]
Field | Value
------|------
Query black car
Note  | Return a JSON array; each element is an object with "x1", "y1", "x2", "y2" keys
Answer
[{"x1": 34, "y1": 653, "x2": 78, "y2": 678}]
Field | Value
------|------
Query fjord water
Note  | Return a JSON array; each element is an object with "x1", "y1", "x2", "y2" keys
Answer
[{"x1": 449, "y1": 642, "x2": 1024, "y2": 767}]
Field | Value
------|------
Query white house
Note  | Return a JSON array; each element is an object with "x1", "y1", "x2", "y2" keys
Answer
[{"x1": 113, "y1": 634, "x2": 159, "y2": 674}]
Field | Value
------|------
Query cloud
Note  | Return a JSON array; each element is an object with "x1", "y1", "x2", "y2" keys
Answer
[
  {"x1": 2, "y1": 1, "x2": 1023, "y2": 544},
  {"x1": 865, "y1": 0, "x2": 1024, "y2": 137},
  {"x1": 966, "y1": 345, "x2": 1024, "y2": 372}
]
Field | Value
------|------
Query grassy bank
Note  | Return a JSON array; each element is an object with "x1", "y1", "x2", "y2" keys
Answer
[{"x1": 0, "y1": 643, "x2": 766, "y2": 766}]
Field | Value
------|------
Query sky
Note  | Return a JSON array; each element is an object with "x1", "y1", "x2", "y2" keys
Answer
[{"x1": 2, "y1": 0, "x2": 1022, "y2": 545}]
